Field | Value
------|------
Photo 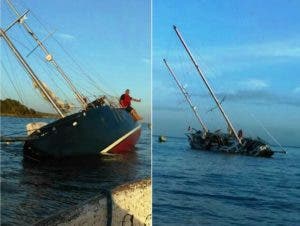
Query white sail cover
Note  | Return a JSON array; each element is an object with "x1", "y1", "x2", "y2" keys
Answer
[{"x1": 33, "y1": 81, "x2": 74, "y2": 113}]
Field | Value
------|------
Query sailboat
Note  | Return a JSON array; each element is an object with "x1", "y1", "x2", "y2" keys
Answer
[
  {"x1": 0, "y1": 1, "x2": 142, "y2": 160},
  {"x1": 163, "y1": 25, "x2": 284, "y2": 158}
]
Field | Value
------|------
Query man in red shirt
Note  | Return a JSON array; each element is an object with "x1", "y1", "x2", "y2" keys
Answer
[{"x1": 119, "y1": 89, "x2": 142, "y2": 121}]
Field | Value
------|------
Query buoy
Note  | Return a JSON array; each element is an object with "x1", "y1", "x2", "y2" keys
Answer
[{"x1": 158, "y1": 135, "x2": 167, "y2": 142}]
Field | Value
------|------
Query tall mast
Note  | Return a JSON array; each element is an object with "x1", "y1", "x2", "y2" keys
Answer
[
  {"x1": 173, "y1": 25, "x2": 241, "y2": 144},
  {"x1": 0, "y1": 29, "x2": 65, "y2": 117},
  {"x1": 163, "y1": 59, "x2": 208, "y2": 133},
  {"x1": 5, "y1": 0, "x2": 87, "y2": 109}
]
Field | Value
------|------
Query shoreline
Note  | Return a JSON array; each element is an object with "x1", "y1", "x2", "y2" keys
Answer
[{"x1": 0, "y1": 113, "x2": 59, "y2": 119}]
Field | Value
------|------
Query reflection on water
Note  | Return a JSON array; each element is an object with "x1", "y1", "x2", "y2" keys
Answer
[{"x1": 1, "y1": 116, "x2": 150, "y2": 225}]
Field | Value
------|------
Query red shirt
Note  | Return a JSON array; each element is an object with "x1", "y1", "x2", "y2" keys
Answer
[{"x1": 120, "y1": 94, "x2": 132, "y2": 107}]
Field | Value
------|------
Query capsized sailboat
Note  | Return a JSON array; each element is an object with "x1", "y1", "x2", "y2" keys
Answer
[
  {"x1": 163, "y1": 25, "x2": 285, "y2": 158},
  {"x1": 0, "y1": 1, "x2": 142, "y2": 159}
]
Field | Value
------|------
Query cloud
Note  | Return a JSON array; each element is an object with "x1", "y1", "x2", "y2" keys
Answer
[
  {"x1": 154, "y1": 105, "x2": 187, "y2": 111},
  {"x1": 241, "y1": 79, "x2": 268, "y2": 90},
  {"x1": 214, "y1": 89, "x2": 300, "y2": 106},
  {"x1": 155, "y1": 88, "x2": 300, "y2": 111},
  {"x1": 154, "y1": 36, "x2": 300, "y2": 76},
  {"x1": 56, "y1": 32, "x2": 75, "y2": 41},
  {"x1": 141, "y1": 57, "x2": 150, "y2": 64},
  {"x1": 293, "y1": 86, "x2": 300, "y2": 94},
  {"x1": 210, "y1": 39, "x2": 300, "y2": 59},
  {"x1": 190, "y1": 36, "x2": 300, "y2": 62}
]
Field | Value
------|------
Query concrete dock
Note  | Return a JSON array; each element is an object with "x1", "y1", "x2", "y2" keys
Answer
[{"x1": 35, "y1": 178, "x2": 151, "y2": 226}]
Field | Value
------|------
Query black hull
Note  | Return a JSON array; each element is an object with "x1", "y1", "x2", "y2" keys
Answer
[
  {"x1": 187, "y1": 131, "x2": 274, "y2": 158},
  {"x1": 24, "y1": 106, "x2": 141, "y2": 159}
]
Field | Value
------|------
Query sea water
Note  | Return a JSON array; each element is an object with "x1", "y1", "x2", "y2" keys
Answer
[{"x1": 153, "y1": 136, "x2": 300, "y2": 225}]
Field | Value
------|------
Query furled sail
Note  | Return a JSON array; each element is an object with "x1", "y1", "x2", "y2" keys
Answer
[{"x1": 33, "y1": 81, "x2": 74, "y2": 113}]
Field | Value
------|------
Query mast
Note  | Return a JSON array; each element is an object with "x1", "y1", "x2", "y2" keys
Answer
[
  {"x1": 5, "y1": 0, "x2": 87, "y2": 109},
  {"x1": 163, "y1": 59, "x2": 208, "y2": 133},
  {"x1": 173, "y1": 25, "x2": 241, "y2": 144},
  {"x1": 0, "y1": 29, "x2": 65, "y2": 117}
]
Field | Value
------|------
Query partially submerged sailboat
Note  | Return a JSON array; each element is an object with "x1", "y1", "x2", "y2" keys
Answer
[
  {"x1": 163, "y1": 25, "x2": 285, "y2": 158},
  {"x1": 0, "y1": 1, "x2": 142, "y2": 159}
]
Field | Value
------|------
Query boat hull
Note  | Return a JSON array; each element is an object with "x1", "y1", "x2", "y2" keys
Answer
[
  {"x1": 23, "y1": 106, "x2": 141, "y2": 159},
  {"x1": 187, "y1": 131, "x2": 274, "y2": 158}
]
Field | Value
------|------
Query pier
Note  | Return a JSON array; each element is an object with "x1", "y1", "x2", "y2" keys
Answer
[{"x1": 34, "y1": 179, "x2": 152, "y2": 226}]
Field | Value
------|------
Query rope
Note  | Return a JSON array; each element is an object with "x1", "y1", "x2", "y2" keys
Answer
[
  {"x1": 249, "y1": 112, "x2": 286, "y2": 152},
  {"x1": 1, "y1": 61, "x2": 24, "y2": 103},
  {"x1": 28, "y1": 8, "x2": 114, "y2": 96},
  {"x1": 28, "y1": 10, "x2": 125, "y2": 118},
  {"x1": 3, "y1": 0, "x2": 133, "y2": 120},
  {"x1": 2, "y1": 43, "x2": 36, "y2": 124}
]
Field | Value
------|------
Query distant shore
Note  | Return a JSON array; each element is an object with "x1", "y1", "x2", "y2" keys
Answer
[
  {"x1": 0, "y1": 113, "x2": 59, "y2": 119},
  {"x1": 1, "y1": 98, "x2": 59, "y2": 119}
]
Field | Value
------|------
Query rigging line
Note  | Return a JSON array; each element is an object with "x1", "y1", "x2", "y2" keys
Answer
[
  {"x1": 178, "y1": 45, "x2": 199, "y2": 105},
  {"x1": 22, "y1": 71, "x2": 49, "y2": 121},
  {"x1": 60, "y1": 55, "x2": 105, "y2": 95},
  {"x1": 9, "y1": 35, "x2": 72, "y2": 106},
  {"x1": 49, "y1": 36, "x2": 113, "y2": 98},
  {"x1": 51, "y1": 39, "x2": 105, "y2": 92},
  {"x1": 6, "y1": 1, "x2": 87, "y2": 108},
  {"x1": 0, "y1": 84, "x2": 10, "y2": 99},
  {"x1": 0, "y1": 61, "x2": 24, "y2": 102},
  {"x1": 27, "y1": 10, "x2": 107, "y2": 95},
  {"x1": 10, "y1": 35, "x2": 45, "y2": 62},
  {"x1": 3, "y1": 52, "x2": 31, "y2": 125},
  {"x1": 2, "y1": 45, "x2": 33, "y2": 124},
  {"x1": 248, "y1": 112, "x2": 285, "y2": 151},
  {"x1": 12, "y1": 41, "x2": 79, "y2": 111},
  {"x1": 38, "y1": 60, "x2": 72, "y2": 102},
  {"x1": 2, "y1": 46, "x2": 23, "y2": 98},
  {"x1": 176, "y1": 48, "x2": 201, "y2": 114},
  {"x1": 9, "y1": 34, "x2": 74, "y2": 104},
  {"x1": 61, "y1": 65, "x2": 107, "y2": 95},
  {"x1": 41, "y1": 66, "x2": 69, "y2": 98},
  {"x1": 34, "y1": 53, "x2": 76, "y2": 100},
  {"x1": 35, "y1": 51, "x2": 71, "y2": 92},
  {"x1": 2, "y1": 0, "x2": 18, "y2": 24},
  {"x1": 26, "y1": 3, "x2": 134, "y2": 118},
  {"x1": 8, "y1": 35, "x2": 59, "y2": 114},
  {"x1": 2, "y1": 33, "x2": 63, "y2": 117},
  {"x1": 63, "y1": 58, "x2": 117, "y2": 98},
  {"x1": 15, "y1": 20, "x2": 39, "y2": 54},
  {"x1": 165, "y1": 26, "x2": 176, "y2": 65},
  {"x1": 46, "y1": 34, "x2": 120, "y2": 97},
  {"x1": 6, "y1": 45, "x2": 48, "y2": 122}
]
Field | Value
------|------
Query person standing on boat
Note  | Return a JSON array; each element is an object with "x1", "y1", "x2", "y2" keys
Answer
[
  {"x1": 238, "y1": 129, "x2": 243, "y2": 139},
  {"x1": 119, "y1": 89, "x2": 142, "y2": 121}
]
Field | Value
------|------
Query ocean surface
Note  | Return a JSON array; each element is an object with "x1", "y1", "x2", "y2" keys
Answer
[
  {"x1": 153, "y1": 135, "x2": 300, "y2": 226},
  {"x1": 0, "y1": 116, "x2": 150, "y2": 226}
]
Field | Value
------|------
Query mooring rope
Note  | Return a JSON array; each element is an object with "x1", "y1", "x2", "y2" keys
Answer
[{"x1": 249, "y1": 112, "x2": 286, "y2": 153}]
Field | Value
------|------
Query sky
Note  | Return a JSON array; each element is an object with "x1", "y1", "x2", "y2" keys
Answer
[
  {"x1": 1, "y1": 0, "x2": 151, "y2": 122},
  {"x1": 153, "y1": 0, "x2": 300, "y2": 146}
]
